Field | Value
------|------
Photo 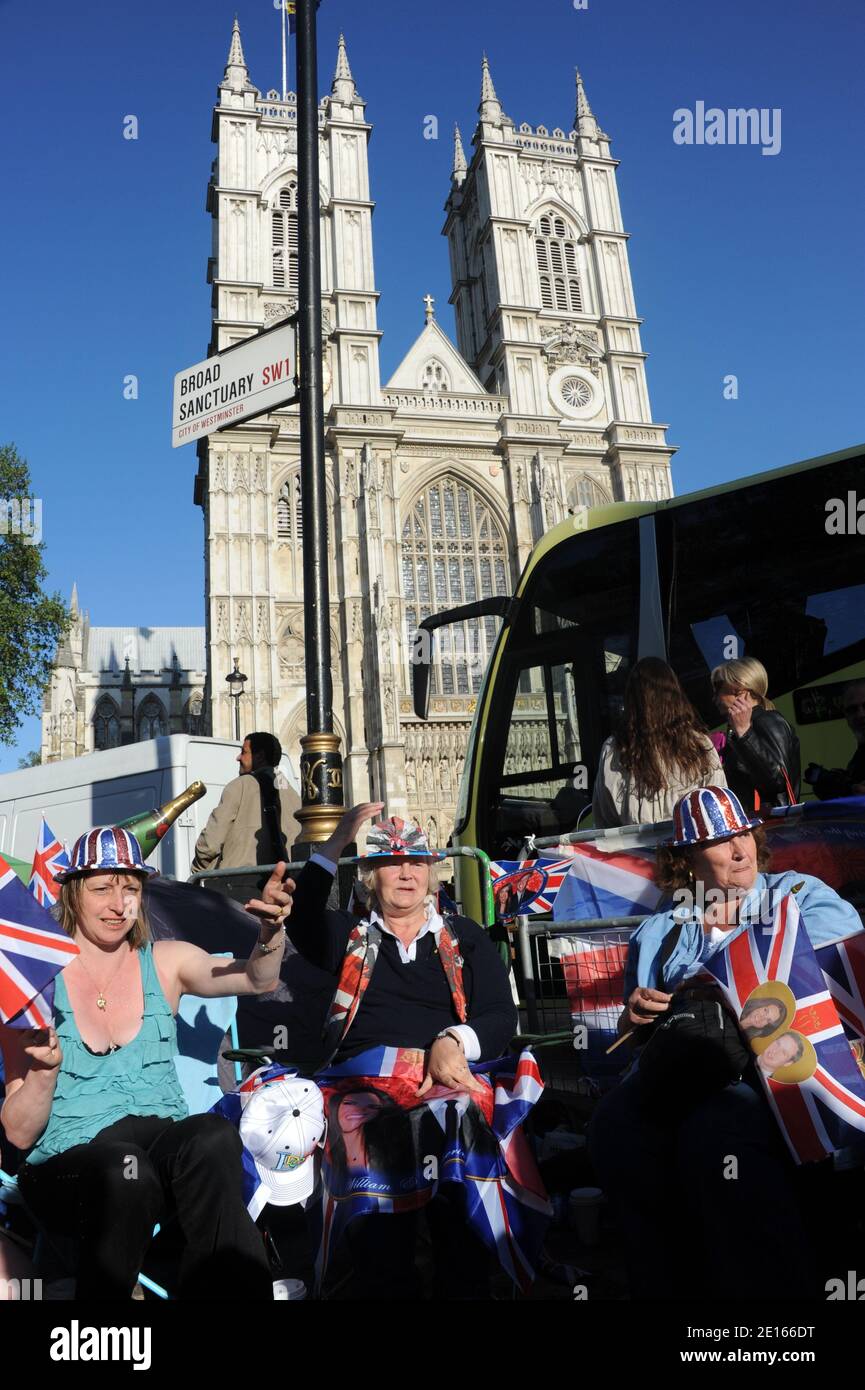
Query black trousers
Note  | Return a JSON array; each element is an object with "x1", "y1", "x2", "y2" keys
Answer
[
  {"x1": 342, "y1": 1187, "x2": 492, "y2": 1300},
  {"x1": 19, "y1": 1112, "x2": 273, "y2": 1301},
  {"x1": 589, "y1": 1071, "x2": 818, "y2": 1300}
]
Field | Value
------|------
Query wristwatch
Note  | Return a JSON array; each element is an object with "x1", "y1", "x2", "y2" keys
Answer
[{"x1": 435, "y1": 1028, "x2": 464, "y2": 1050}]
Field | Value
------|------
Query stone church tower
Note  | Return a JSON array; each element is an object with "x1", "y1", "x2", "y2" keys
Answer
[{"x1": 193, "y1": 21, "x2": 675, "y2": 847}]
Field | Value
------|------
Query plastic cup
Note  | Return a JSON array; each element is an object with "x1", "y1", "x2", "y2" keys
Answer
[{"x1": 568, "y1": 1186, "x2": 604, "y2": 1247}]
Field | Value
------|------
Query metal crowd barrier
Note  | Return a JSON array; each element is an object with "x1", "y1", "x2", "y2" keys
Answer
[{"x1": 188, "y1": 845, "x2": 498, "y2": 931}]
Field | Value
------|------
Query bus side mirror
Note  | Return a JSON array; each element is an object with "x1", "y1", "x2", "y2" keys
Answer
[{"x1": 411, "y1": 625, "x2": 432, "y2": 720}]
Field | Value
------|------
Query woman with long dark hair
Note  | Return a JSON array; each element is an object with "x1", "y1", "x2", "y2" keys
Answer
[{"x1": 592, "y1": 657, "x2": 725, "y2": 828}]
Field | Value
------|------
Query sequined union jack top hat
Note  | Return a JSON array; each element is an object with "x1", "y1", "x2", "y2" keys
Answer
[
  {"x1": 54, "y1": 826, "x2": 156, "y2": 882},
  {"x1": 669, "y1": 786, "x2": 762, "y2": 849},
  {"x1": 360, "y1": 816, "x2": 442, "y2": 862}
]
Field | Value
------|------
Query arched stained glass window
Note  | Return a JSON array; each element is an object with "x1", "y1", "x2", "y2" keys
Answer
[
  {"x1": 402, "y1": 478, "x2": 509, "y2": 696},
  {"x1": 137, "y1": 695, "x2": 167, "y2": 741},
  {"x1": 93, "y1": 696, "x2": 121, "y2": 751},
  {"x1": 272, "y1": 182, "x2": 299, "y2": 292},
  {"x1": 568, "y1": 474, "x2": 611, "y2": 511}
]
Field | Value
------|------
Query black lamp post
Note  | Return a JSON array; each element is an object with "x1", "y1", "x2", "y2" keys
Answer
[
  {"x1": 225, "y1": 657, "x2": 247, "y2": 742},
  {"x1": 293, "y1": 0, "x2": 345, "y2": 851}
]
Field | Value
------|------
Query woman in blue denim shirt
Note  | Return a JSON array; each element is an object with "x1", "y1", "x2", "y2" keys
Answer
[{"x1": 590, "y1": 786, "x2": 862, "y2": 1300}]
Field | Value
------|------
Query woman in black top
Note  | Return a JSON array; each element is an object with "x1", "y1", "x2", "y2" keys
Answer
[
  {"x1": 265, "y1": 803, "x2": 524, "y2": 1298},
  {"x1": 711, "y1": 657, "x2": 800, "y2": 815}
]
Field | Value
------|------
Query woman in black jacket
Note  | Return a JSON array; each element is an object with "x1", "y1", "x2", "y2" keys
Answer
[
  {"x1": 268, "y1": 802, "x2": 529, "y2": 1298},
  {"x1": 710, "y1": 658, "x2": 800, "y2": 814}
]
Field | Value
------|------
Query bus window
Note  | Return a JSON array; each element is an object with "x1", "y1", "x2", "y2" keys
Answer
[
  {"x1": 656, "y1": 458, "x2": 865, "y2": 728},
  {"x1": 479, "y1": 519, "x2": 640, "y2": 853}
]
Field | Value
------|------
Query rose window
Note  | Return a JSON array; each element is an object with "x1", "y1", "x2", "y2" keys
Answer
[{"x1": 560, "y1": 376, "x2": 593, "y2": 409}]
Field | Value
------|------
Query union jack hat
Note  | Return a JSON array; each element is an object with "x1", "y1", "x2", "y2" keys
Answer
[
  {"x1": 54, "y1": 826, "x2": 156, "y2": 882},
  {"x1": 360, "y1": 816, "x2": 442, "y2": 862},
  {"x1": 669, "y1": 786, "x2": 761, "y2": 849}
]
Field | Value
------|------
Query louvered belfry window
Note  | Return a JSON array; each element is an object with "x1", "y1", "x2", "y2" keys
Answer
[
  {"x1": 277, "y1": 473, "x2": 303, "y2": 540},
  {"x1": 272, "y1": 182, "x2": 299, "y2": 292},
  {"x1": 535, "y1": 213, "x2": 583, "y2": 312},
  {"x1": 402, "y1": 478, "x2": 509, "y2": 696}
]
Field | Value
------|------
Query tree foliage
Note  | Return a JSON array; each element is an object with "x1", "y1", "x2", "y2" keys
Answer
[{"x1": 0, "y1": 444, "x2": 69, "y2": 746}]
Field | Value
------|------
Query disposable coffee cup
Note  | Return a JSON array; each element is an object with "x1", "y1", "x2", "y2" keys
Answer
[
  {"x1": 273, "y1": 1278, "x2": 307, "y2": 1301},
  {"x1": 568, "y1": 1186, "x2": 603, "y2": 1247}
]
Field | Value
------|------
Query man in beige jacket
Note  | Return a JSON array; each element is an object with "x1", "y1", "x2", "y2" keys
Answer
[{"x1": 191, "y1": 732, "x2": 301, "y2": 875}]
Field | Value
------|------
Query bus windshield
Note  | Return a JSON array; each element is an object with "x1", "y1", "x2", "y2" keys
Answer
[
  {"x1": 473, "y1": 451, "x2": 865, "y2": 858},
  {"x1": 657, "y1": 460, "x2": 865, "y2": 726}
]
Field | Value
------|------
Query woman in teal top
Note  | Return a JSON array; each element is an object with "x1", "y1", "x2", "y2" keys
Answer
[{"x1": 0, "y1": 825, "x2": 293, "y2": 1300}]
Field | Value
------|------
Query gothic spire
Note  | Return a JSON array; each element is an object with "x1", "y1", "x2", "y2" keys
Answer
[
  {"x1": 574, "y1": 68, "x2": 600, "y2": 136},
  {"x1": 69, "y1": 581, "x2": 79, "y2": 616},
  {"x1": 452, "y1": 124, "x2": 467, "y2": 184},
  {"x1": 222, "y1": 15, "x2": 253, "y2": 93},
  {"x1": 227, "y1": 16, "x2": 246, "y2": 71},
  {"x1": 332, "y1": 32, "x2": 357, "y2": 102},
  {"x1": 478, "y1": 53, "x2": 503, "y2": 123}
]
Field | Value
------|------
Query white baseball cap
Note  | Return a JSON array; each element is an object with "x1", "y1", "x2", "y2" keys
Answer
[{"x1": 238, "y1": 1074, "x2": 326, "y2": 1207}]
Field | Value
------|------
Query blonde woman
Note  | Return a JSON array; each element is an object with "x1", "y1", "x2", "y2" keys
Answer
[
  {"x1": 710, "y1": 657, "x2": 800, "y2": 814},
  {"x1": 0, "y1": 826, "x2": 291, "y2": 1300}
]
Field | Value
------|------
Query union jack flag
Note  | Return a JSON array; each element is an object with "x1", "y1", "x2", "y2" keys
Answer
[
  {"x1": 547, "y1": 929, "x2": 632, "y2": 1079},
  {"x1": 0, "y1": 854, "x2": 78, "y2": 1028},
  {"x1": 490, "y1": 858, "x2": 573, "y2": 919},
  {"x1": 552, "y1": 842, "x2": 664, "y2": 923},
  {"x1": 28, "y1": 817, "x2": 70, "y2": 907},
  {"x1": 704, "y1": 894, "x2": 865, "y2": 1164},
  {"x1": 816, "y1": 932, "x2": 865, "y2": 1041}
]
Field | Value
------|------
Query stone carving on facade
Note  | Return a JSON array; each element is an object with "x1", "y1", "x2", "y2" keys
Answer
[
  {"x1": 234, "y1": 602, "x2": 253, "y2": 642},
  {"x1": 215, "y1": 602, "x2": 229, "y2": 640},
  {"x1": 264, "y1": 300, "x2": 298, "y2": 326},
  {"x1": 539, "y1": 323, "x2": 603, "y2": 377},
  {"x1": 252, "y1": 455, "x2": 267, "y2": 491},
  {"x1": 231, "y1": 455, "x2": 250, "y2": 492},
  {"x1": 383, "y1": 684, "x2": 396, "y2": 736},
  {"x1": 520, "y1": 158, "x2": 579, "y2": 208},
  {"x1": 279, "y1": 617, "x2": 304, "y2": 674}
]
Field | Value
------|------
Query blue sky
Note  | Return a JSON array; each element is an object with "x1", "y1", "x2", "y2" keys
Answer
[{"x1": 1, "y1": 0, "x2": 863, "y2": 767}]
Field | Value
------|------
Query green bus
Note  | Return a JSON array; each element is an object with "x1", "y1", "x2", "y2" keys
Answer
[{"x1": 412, "y1": 444, "x2": 865, "y2": 922}]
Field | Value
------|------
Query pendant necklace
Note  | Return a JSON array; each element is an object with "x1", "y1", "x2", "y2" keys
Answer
[{"x1": 76, "y1": 949, "x2": 128, "y2": 1013}]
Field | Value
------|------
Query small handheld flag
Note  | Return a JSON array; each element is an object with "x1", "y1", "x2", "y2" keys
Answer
[{"x1": 29, "y1": 817, "x2": 71, "y2": 908}]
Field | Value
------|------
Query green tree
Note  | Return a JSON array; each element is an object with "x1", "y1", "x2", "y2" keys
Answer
[
  {"x1": 0, "y1": 444, "x2": 68, "y2": 746},
  {"x1": 17, "y1": 749, "x2": 42, "y2": 768}
]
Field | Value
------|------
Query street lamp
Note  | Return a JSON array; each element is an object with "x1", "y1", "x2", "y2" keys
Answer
[{"x1": 225, "y1": 657, "x2": 247, "y2": 742}]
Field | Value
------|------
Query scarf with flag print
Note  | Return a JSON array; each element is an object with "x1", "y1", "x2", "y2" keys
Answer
[
  {"x1": 322, "y1": 911, "x2": 467, "y2": 1060},
  {"x1": 703, "y1": 893, "x2": 865, "y2": 1164},
  {"x1": 311, "y1": 1045, "x2": 550, "y2": 1293}
]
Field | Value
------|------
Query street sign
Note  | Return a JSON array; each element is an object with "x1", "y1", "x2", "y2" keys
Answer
[{"x1": 171, "y1": 317, "x2": 298, "y2": 448}]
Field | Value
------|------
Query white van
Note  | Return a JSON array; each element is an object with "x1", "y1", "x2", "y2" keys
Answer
[{"x1": 0, "y1": 735, "x2": 301, "y2": 881}]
